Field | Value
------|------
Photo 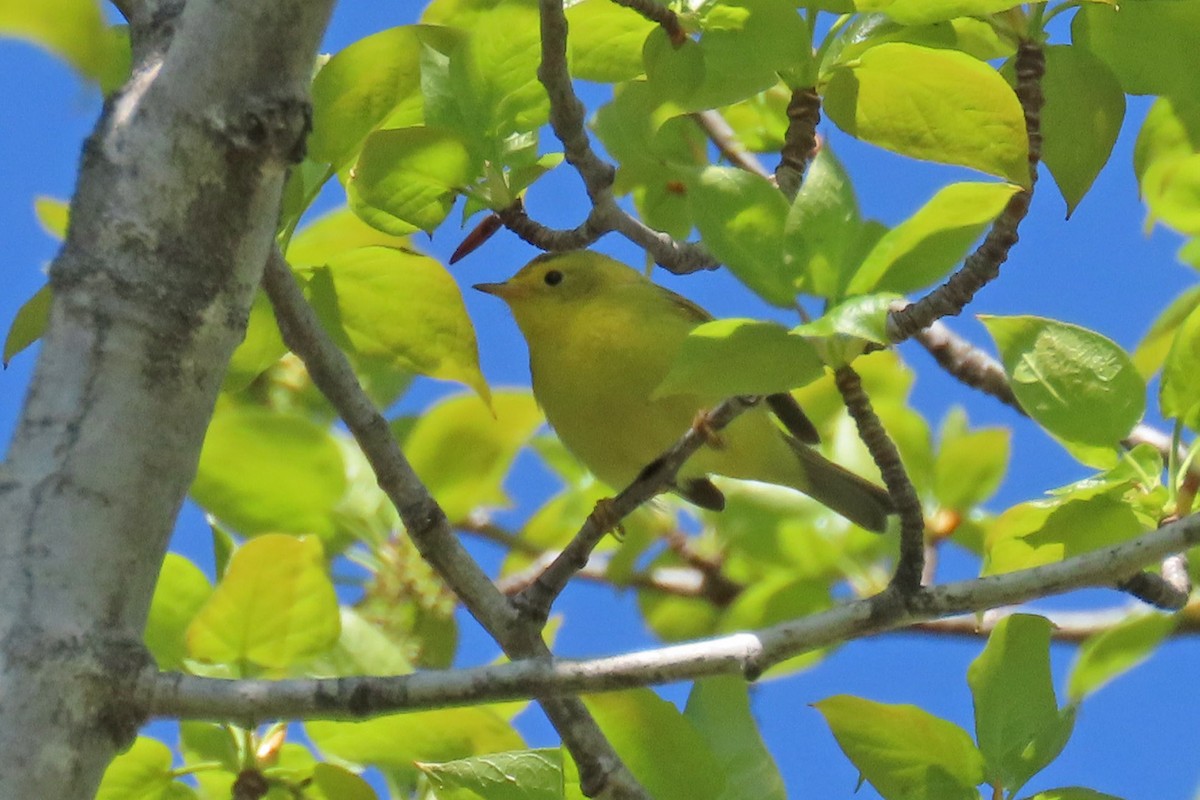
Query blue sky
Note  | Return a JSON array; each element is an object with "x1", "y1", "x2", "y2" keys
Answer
[{"x1": 2, "y1": 3, "x2": 1198, "y2": 798}]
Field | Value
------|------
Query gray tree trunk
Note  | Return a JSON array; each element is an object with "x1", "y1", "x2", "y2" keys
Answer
[{"x1": 0, "y1": 1, "x2": 333, "y2": 795}]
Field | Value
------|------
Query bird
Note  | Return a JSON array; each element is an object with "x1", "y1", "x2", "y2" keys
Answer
[{"x1": 474, "y1": 250, "x2": 894, "y2": 531}]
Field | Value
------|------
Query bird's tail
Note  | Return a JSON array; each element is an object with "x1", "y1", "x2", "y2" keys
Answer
[{"x1": 787, "y1": 440, "x2": 895, "y2": 532}]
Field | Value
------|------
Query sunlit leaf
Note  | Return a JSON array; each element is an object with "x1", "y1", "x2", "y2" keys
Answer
[
  {"x1": 347, "y1": 126, "x2": 475, "y2": 234},
  {"x1": 824, "y1": 43, "x2": 1029, "y2": 184},
  {"x1": 400, "y1": 390, "x2": 541, "y2": 520},
  {"x1": 968, "y1": 614, "x2": 1073, "y2": 792},
  {"x1": 814, "y1": 695, "x2": 985, "y2": 800},
  {"x1": 685, "y1": 678, "x2": 787, "y2": 800},
  {"x1": 192, "y1": 406, "x2": 347, "y2": 538},
  {"x1": 1073, "y1": 2, "x2": 1200, "y2": 99},
  {"x1": 848, "y1": 182, "x2": 1020, "y2": 294},
  {"x1": 3, "y1": 284, "x2": 52, "y2": 366},
  {"x1": 0, "y1": 0, "x2": 130, "y2": 91},
  {"x1": 96, "y1": 737, "x2": 193, "y2": 800},
  {"x1": 687, "y1": 166, "x2": 793, "y2": 306},
  {"x1": 1068, "y1": 612, "x2": 1177, "y2": 702},
  {"x1": 655, "y1": 319, "x2": 825, "y2": 400},
  {"x1": 419, "y1": 749, "x2": 563, "y2": 800},
  {"x1": 144, "y1": 554, "x2": 212, "y2": 671},
  {"x1": 566, "y1": 0, "x2": 655, "y2": 82},
  {"x1": 981, "y1": 316, "x2": 1144, "y2": 461},
  {"x1": 1160, "y1": 303, "x2": 1200, "y2": 430},
  {"x1": 310, "y1": 25, "x2": 461, "y2": 169},
  {"x1": 186, "y1": 534, "x2": 341, "y2": 670},
  {"x1": 303, "y1": 245, "x2": 491, "y2": 402},
  {"x1": 585, "y1": 689, "x2": 725, "y2": 800}
]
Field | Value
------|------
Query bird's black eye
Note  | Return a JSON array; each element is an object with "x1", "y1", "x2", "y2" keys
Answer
[{"x1": 544, "y1": 269, "x2": 563, "y2": 286}]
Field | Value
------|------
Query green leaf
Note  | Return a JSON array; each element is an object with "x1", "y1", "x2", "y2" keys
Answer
[
  {"x1": 1068, "y1": 612, "x2": 1177, "y2": 702},
  {"x1": 686, "y1": 166, "x2": 793, "y2": 306},
  {"x1": 1032, "y1": 45, "x2": 1124, "y2": 217},
  {"x1": 347, "y1": 126, "x2": 476, "y2": 234},
  {"x1": 684, "y1": 677, "x2": 787, "y2": 800},
  {"x1": 312, "y1": 608, "x2": 415, "y2": 677},
  {"x1": 722, "y1": 85, "x2": 790, "y2": 152},
  {"x1": 933, "y1": 408, "x2": 1010, "y2": 511},
  {"x1": 303, "y1": 245, "x2": 490, "y2": 402},
  {"x1": 450, "y1": 0, "x2": 548, "y2": 139},
  {"x1": 191, "y1": 406, "x2": 347, "y2": 538},
  {"x1": 1160, "y1": 303, "x2": 1200, "y2": 429},
  {"x1": 0, "y1": 0, "x2": 130, "y2": 91},
  {"x1": 221, "y1": 290, "x2": 287, "y2": 393},
  {"x1": 654, "y1": 319, "x2": 825, "y2": 400},
  {"x1": 981, "y1": 316, "x2": 1145, "y2": 461},
  {"x1": 643, "y1": 0, "x2": 810, "y2": 111},
  {"x1": 565, "y1": 0, "x2": 655, "y2": 83},
  {"x1": 3, "y1": 283, "x2": 52, "y2": 366},
  {"x1": 310, "y1": 25, "x2": 461, "y2": 169},
  {"x1": 96, "y1": 737, "x2": 193, "y2": 800},
  {"x1": 584, "y1": 689, "x2": 725, "y2": 800},
  {"x1": 782, "y1": 146, "x2": 868, "y2": 299},
  {"x1": 34, "y1": 195, "x2": 69, "y2": 238},
  {"x1": 186, "y1": 534, "x2": 340, "y2": 670},
  {"x1": 1073, "y1": 2, "x2": 1200, "y2": 99},
  {"x1": 1022, "y1": 788, "x2": 1126, "y2": 800},
  {"x1": 968, "y1": 614, "x2": 1073, "y2": 792},
  {"x1": 400, "y1": 390, "x2": 542, "y2": 520},
  {"x1": 419, "y1": 749, "x2": 563, "y2": 800},
  {"x1": 860, "y1": 0, "x2": 1025, "y2": 25},
  {"x1": 848, "y1": 182, "x2": 1021, "y2": 294},
  {"x1": 307, "y1": 707, "x2": 523, "y2": 789},
  {"x1": 793, "y1": 293, "x2": 904, "y2": 347},
  {"x1": 1132, "y1": 284, "x2": 1200, "y2": 379},
  {"x1": 144, "y1": 554, "x2": 213, "y2": 671},
  {"x1": 308, "y1": 764, "x2": 378, "y2": 800},
  {"x1": 814, "y1": 695, "x2": 985, "y2": 800},
  {"x1": 984, "y1": 495, "x2": 1150, "y2": 576},
  {"x1": 287, "y1": 206, "x2": 415, "y2": 268},
  {"x1": 1133, "y1": 95, "x2": 1200, "y2": 236},
  {"x1": 823, "y1": 43, "x2": 1029, "y2": 185}
]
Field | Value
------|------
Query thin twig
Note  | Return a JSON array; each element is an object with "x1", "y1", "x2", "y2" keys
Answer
[
  {"x1": 515, "y1": 397, "x2": 759, "y2": 623},
  {"x1": 887, "y1": 39, "x2": 1045, "y2": 341},
  {"x1": 833, "y1": 366, "x2": 925, "y2": 592},
  {"x1": 261, "y1": 251, "x2": 647, "y2": 800},
  {"x1": 609, "y1": 0, "x2": 686, "y2": 45},
  {"x1": 691, "y1": 110, "x2": 773, "y2": 180},
  {"x1": 150, "y1": 510, "x2": 1200, "y2": 721}
]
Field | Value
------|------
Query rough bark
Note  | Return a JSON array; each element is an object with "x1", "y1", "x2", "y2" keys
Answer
[{"x1": 0, "y1": 1, "x2": 333, "y2": 796}]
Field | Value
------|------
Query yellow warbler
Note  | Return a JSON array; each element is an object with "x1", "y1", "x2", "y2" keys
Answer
[{"x1": 475, "y1": 251, "x2": 893, "y2": 531}]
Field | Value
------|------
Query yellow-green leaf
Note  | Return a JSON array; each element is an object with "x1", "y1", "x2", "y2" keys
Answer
[
  {"x1": 400, "y1": 390, "x2": 542, "y2": 520},
  {"x1": 1068, "y1": 612, "x2": 1176, "y2": 702},
  {"x1": 347, "y1": 126, "x2": 475, "y2": 235},
  {"x1": 303, "y1": 245, "x2": 490, "y2": 403},
  {"x1": 814, "y1": 694, "x2": 985, "y2": 800},
  {"x1": 824, "y1": 43, "x2": 1029, "y2": 185},
  {"x1": 3, "y1": 283, "x2": 52, "y2": 366},
  {"x1": 187, "y1": 534, "x2": 341, "y2": 669},
  {"x1": 144, "y1": 554, "x2": 213, "y2": 671},
  {"x1": 0, "y1": 0, "x2": 130, "y2": 91},
  {"x1": 981, "y1": 315, "x2": 1145, "y2": 459},
  {"x1": 192, "y1": 406, "x2": 347, "y2": 538},
  {"x1": 655, "y1": 319, "x2": 825, "y2": 400},
  {"x1": 848, "y1": 181, "x2": 1021, "y2": 294}
]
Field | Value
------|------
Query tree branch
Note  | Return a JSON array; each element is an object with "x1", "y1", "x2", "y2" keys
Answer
[
  {"x1": 515, "y1": 396, "x2": 759, "y2": 622},
  {"x1": 261, "y1": 251, "x2": 648, "y2": 800},
  {"x1": 833, "y1": 367, "x2": 925, "y2": 591},
  {"x1": 149, "y1": 510, "x2": 1200, "y2": 720},
  {"x1": 887, "y1": 39, "x2": 1045, "y2": 341},
  {"x1": 775, "y1": 87, "x2": 820, "y2": 200},
  {"x1": 0, "y1": 0, "x2": 333, "y2": 795}
]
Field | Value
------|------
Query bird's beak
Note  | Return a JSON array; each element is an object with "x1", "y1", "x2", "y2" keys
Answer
[{"x1": 473, "y1": 281, "x2": 508, "y2": 298}]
